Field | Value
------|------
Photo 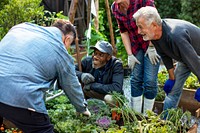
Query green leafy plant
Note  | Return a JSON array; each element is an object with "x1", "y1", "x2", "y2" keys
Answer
[
  {"x1": 46, "y1": 94, "x2": 196, "y2": 132},
  {"x1": 178, "y1": 0, "x2": 200, "y2": 27},
  {"x1": 184, "y1": 73, "x2": 200, "y2": 89},
  {"x1": 0, "y1": 0, "x2": 44, "y2": 39},
  {"x1": 32, "y1": 10, "x2": 68, "y2": 27}
]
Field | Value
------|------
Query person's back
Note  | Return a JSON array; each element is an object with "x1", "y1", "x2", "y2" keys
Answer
[
  {"x1": 0, "y1": 22, "x2": 71, "y2": 114},
  {"x1": 0, "y1": 20, "x2": 91, "y2": 132}
]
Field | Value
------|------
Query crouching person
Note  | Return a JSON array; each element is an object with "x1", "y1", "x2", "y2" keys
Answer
[{"x1": 76, "y1": 40, "x2": 124, "y2": 105}]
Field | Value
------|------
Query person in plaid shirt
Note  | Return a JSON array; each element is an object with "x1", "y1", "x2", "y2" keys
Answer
[{"x1": 111, "y1": 0, "x2": 160, "y2": 114}]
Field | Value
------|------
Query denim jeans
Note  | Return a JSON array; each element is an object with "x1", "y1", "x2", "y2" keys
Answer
[
  {"x1": 163, "y1": 62, "x2": 191, "y2": 110},
  {"x1": 130, "y1": 49, "x2": 160, "y2": 99}
]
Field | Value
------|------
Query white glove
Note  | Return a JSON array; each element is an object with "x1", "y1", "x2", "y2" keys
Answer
[
  {"x1": 104, "y1": 94, "x2": 116, "y2": 107},
  {"x1": 104, "y1": 94, "x2": 113, "y2": 103},
  {"x1": 145, "y1": 46, "x2": 160, "y2": 65},
  {"x1": 81, "y1": 73, "x2": 95, "y2": 84},
  {"x1": 128, "y1": 55, "x2": 141, "y2": 70},
  {"x1": 82, "y1": 108, "x2": 91, "y2": 117}
]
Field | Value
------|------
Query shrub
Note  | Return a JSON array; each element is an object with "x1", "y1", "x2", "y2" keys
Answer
[
  {"x1": 0, "y1": 0, "x2": 44, "y2": 40},
  {"x1": 178, "y1": 0, "x2": 200, "y2": 26},
  {"x1": 155, "y1": 0, "x2": 181, "y2": 19}
]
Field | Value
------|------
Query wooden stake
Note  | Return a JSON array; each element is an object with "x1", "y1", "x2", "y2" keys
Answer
[
  {"x1": 195, "y1": 108, "x2": 200, "y2": 118},
  {"x1": 105, "y1": 0, "x2": 117, "y2": 56},
  {"x1": 68, "y1": 0, "x2": 78, "y2": 24},
  {"x1": 86, "y1": 0, "x2": 91, "y2": 28},
  {"x1": 94, "y1": 0, "x2": 99, "y2": 31},
  {"x1": 75, "y1": 27, "x2": 82, "y2": 71}
]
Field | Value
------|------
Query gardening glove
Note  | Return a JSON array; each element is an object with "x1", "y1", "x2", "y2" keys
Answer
[
  {"x1": 128, "y1": 54, "x2": 140, "y2": 70},
  {"x1": 81, "y1": 73, "x2": 95, "y2": 84},
  {"x1": 83, "y1": 84, "x2": 91, "y2": 91},
  {"x1": 163, "y1": 79, "x2": 175, "y2": 95},
  {"x1": 194, "y1": 88, "x2": 200, "y2": 102},
  {"x1": 82, "y1": 108, "x2": 91, "y2": 117},
  {"x1": 145, "y1": 46, "x2": 160, "y2": 65}
]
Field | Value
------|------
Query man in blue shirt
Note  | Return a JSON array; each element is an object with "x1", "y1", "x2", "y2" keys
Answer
[{"x1": 0, "y1": 19, "x2": 90, "y2": 132}]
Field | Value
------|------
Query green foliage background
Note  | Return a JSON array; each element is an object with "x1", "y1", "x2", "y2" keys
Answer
[
  {"x1": 178, "y1": 0, "x2": 200, "y2": 27},
  {"x1": 0, "y1": 0, "x2": 44, "y2": 40}
]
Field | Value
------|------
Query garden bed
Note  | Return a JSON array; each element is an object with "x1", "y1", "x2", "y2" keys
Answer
[
  {"x1": 45, "y1": 94, "x2": 197, "y2": 132},
  {"x1": 178, "y1": 88, "x2": 200, "y2": 117}
]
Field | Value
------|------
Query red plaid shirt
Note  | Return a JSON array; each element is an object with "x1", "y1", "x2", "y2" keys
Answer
[{"x1": 112, "y1": 0, "x2": 155, "y2": 55}]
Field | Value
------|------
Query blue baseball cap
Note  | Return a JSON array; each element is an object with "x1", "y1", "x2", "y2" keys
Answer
[{"x1": 90, "y1": 40, "x2": 113, "y2": 55}]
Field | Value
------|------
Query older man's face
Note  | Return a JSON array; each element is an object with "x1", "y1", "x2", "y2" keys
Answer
[
  {"x1": 136, "y1": 17, "x2": 155, "y2": 41},
  {"x1": 92, "y1": 49, "x2": 111, "y2": 69}
]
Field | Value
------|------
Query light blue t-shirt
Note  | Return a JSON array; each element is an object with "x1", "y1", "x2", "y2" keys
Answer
[{"x1": 0, "y1": 23, "x2": 86, "y2": 114}]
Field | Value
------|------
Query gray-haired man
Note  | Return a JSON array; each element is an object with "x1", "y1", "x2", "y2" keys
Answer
[{"x1": 133, "y1": 6, "x2": 200, "y2": 111}]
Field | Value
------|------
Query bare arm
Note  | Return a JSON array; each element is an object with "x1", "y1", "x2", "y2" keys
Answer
[
  {"x1": 168, "y1": 68, "x2": 175, "y2": 80},
  {"x1": 120, "y1": 32, "x2": 132, "y2": 55}
]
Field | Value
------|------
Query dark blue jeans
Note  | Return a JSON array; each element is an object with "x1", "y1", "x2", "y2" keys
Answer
[
  {"x1": 130, "y1": 49, "x2": 160, "y2": 99},
  {"x1": 0, "y1": 102, "x2": 54, "y2": 133}
]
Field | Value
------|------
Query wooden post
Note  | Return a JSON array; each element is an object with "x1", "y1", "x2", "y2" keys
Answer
[
  {"x1": 68, "y1": 0, "x2": 78, "y2": 24},
  {"x1": 94, "y1": 0, "x2": 99, "y2": 31},
  {"x1": 104, "y1": 0, "x2": 117, "y2": 56},
  {"x1": 86, "y1": 0, "x2": 91, "y2": 28},
  {"x1": 75, "y1": 27, "x2": 82, "y2": 71},
  {"x1": 64, "y1": 0, "x2": 70, "y2": 16},
  {"x1": 68, "y1": 0, "x2": 82, "y2": 71}
]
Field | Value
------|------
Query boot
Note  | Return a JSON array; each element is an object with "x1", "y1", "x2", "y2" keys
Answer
[
  {"x1": 143, "y1": 97, "x2": 155, "y2": 115},
  {"x1": 131, "y1": 96, "x2": 142, "y2": 113}
]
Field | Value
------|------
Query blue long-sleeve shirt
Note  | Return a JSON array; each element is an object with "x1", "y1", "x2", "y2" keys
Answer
[{"x1": 0, "y1": 22, "x2": 87, "y2": 114}]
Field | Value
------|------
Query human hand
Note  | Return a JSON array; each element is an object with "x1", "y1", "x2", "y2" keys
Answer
[
  {"x1": 163, "y1": 79, "x2": 175, "y2": 95},
  {"x1": 194, "y1": 88, "x2": 200, "y2": 102},
  {"x1": 77, "y1": 108, "x2": 91, "y2": 117},
  {"x1": 82, "y1": 108, "x2": 91, "y2": 117},
  {"x1": 83, "y1": 84, "x2": 91, "y2": 91},
  {"x1": 128, "y1": 54, "x2": 141, "y2": 70},
  {"x1": 145, "y1": 46, "x2": 160, "y2": 65},
  {"x1": 81, "y1": 73, "x2": 95, "y2": 84}
]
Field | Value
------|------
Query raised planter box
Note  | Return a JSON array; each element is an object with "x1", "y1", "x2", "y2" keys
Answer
[
  {"x1": 178, "y1": 88, "x2": 200, "y2": 117},
  {"x1": 153, "y1": 88, "x2": 200, "y2": 117}
]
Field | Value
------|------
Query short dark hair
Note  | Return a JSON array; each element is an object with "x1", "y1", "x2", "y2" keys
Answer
[{"x1": 52, "y1": 19, "x2": 76, "y2": 40}]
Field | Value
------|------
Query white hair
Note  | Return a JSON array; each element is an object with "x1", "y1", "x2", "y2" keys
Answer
[{"x1": 133, "y1": 6, "x2": 162, "y2": 26}]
